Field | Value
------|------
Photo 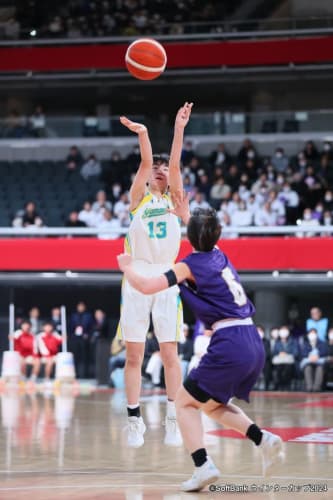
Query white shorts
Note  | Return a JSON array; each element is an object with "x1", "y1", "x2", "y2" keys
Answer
[{"x1": 117, "y1": 261, "x2": 183, "y2": 343}]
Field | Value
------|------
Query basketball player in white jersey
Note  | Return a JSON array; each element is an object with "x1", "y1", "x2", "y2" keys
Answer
[{"x1": 117, "y1": 102, "x2": 193, "y2": 447}]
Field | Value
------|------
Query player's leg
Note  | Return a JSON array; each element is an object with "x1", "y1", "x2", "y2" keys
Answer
[
  {"x1": 175, "y1": 386, "x2": 221, "y2": 492},
  {"x1": 153, "y1": 289, "x2": 183, "y2": 446},
  {"x1": 31, "y1": 356, "x2": 40, "y2": 381},
  {"x1": 118, "y1": 278, "x2": 152, "y2": 447},
  {"x1": 44, "y1": 357, "x2": 54, "y2": 380},
  {"x1": 124, "y1": 341, "x2": 147, "y2": 447}
]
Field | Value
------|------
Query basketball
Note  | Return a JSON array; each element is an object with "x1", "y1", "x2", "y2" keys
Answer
[{"x1": 125, "y1": 38, "x2": 167, "y2": 80}]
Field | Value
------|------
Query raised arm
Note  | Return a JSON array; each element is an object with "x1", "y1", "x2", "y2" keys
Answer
[
  {"x1": 117, "y1": 254, "x2": 191, "y2": 294},
  {"x1": 120, "y1": 116, "x2": 153, "y2": 211},
  {"x1": 168, "y1": 102, "x2": 193, "y2": 202}
]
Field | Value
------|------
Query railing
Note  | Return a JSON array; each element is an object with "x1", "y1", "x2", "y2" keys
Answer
[
  {"x1": 2, "y1": 16, "x2": 333, "y2": 44},
  {"x1": 0, "y1": 226, "x2": 331, "y2": 238},
  {"x1": 2, "y1": 110, "x2": 333, "y2": 139}
]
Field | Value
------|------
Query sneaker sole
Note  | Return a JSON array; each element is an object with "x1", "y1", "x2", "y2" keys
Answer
[
  {"x1": 263, "y1": 440, "x2": 284, "y2": 477},
  {"x1": 181, "y1": 473, "x2": 221, "y2": 492}
]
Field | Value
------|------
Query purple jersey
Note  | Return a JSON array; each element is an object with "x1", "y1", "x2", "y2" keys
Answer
[{"x1": 179, "y1": 247, "x2": 255, "y2": 328}]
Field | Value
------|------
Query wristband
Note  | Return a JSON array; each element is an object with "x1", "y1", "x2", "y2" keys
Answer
[{"x1": 164, "y1": 269, "x2": 178, "y2": 287}]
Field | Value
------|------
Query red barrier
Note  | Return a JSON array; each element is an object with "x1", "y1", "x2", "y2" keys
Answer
[
  {"x1": 1, "y1": 36, "x2": 333, "y2": 72},
  {"x1": 0, "y1": 238, "x2": 332, "y2": 271}
]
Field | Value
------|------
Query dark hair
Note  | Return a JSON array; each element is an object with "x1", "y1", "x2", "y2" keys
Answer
[
  {"x1": 187, "y1": 208, "x2": 221, "y2": 252},
  {"x1": 153, "y1": 153, "x2": 169, "y2": 166}
]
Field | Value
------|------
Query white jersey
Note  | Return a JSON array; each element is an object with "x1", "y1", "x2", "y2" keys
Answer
[{"x1": 125, "y1": 192, "x2": 181, "y2": 264}]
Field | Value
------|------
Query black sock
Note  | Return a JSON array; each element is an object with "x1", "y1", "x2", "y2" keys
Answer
[
  {"x1": 246, "y1": 423, "x2": 263, "y2": 446},
  {"x1": 191, "y1": 448, "x2": 207, "y2": 467},
  {"x1": 127, "y1": 406, "x2": 141, "y2": 418}
]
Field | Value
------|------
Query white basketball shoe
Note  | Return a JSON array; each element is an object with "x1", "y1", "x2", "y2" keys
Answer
[
  {"x1": 164, "y1": 416, "x2": 183, "y2": 446},
  {"x1": 260, "y1": 430, "x2": 284, "y2": 476},
  {"x1": 126, "y1": 416, "x2": 146, "y2": 448},
  {"x1": 181, "y1": 457, "x2": 221, "y2": 492}
]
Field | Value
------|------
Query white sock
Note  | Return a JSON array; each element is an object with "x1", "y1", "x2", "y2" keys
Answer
[
  {"x1": 127, "y1": 404, "x2": 139, "y2": 409},
  {"x1": 166, "y1": 399, "x2": 176, "y2": 419}
]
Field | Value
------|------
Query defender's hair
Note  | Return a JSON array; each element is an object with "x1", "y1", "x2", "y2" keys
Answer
[{"x1": 187, "y1": 208, "x2": 221, "y2": 252}]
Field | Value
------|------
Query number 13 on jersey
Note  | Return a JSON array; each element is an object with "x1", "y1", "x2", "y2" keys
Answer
[{"x1": 147, "y1": 221, "x2": 167, "y2": 239}]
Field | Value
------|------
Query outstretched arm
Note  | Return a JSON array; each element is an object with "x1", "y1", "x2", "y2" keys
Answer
[
  {"x1": 168, "y1": 102, "x2": 193, "y2": 202},
  {"x1": 117, "y1": 254, "x2": 191, "y2": 294},
  {"x1": 120, "y1": 116, "x2": 153, "y2": 211}
]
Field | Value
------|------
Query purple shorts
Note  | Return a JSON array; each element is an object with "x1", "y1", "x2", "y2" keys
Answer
[{"x1": 185, "y1": 324, "x2": 265, "y2": 404}]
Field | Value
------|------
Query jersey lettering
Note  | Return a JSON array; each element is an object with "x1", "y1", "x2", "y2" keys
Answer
[{"x1": 221, "y1": 267, "x2": 247, "y2": 306}]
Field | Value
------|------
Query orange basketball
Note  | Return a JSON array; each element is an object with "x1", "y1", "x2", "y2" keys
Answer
[{"x1": 125, "y1": 38, "x2": 167, "y2": 80}]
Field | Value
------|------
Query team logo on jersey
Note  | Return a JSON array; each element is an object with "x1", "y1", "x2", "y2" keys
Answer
[{"x1": 142, "y1": 207, "x2": 167, "y2": 218}]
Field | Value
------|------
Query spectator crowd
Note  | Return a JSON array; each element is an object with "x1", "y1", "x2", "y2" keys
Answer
[
  {"x1": 11, "y1": 302, "x2": 333, "y2": 392},
  {"x1": 1, "y1": 1, "x2": 234, "y2": 40},
  {"x1": 10, "y1": 138, "x2": 333, "y2": 237}
]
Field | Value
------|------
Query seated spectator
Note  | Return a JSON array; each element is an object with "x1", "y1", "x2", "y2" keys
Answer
[
  {"x1": 300, "y1": 329, "x2": 328, "y2": 392},
  {"x1": 209, "y1": 177, "x2": 231, "y2": 209},
  {"x1": 189, "y1": 192, "x2": 211, "y2": 212},
  {"x1": 272, "y1": 326, "x2": 299, "y2": 390},
  {"x1": 101, "y1": 151, "x2": 124, "y2": 187},
  {"x1": 196, "y1": 170, "x2": 211, "y2": 200},
  {"x1": 325, "y1": 328, "x2": 333, "y2": 385},
  {"x1": 312, "y1": 202, "x2": 325, "y2": 222},
  {"x1": 29, "y1": 105, "x2": 46, "y2": 138},
  {"x1": 110, "y1": 182, "x2": 122, "y2": 202},
  {"x1": 51, "y1": 307, "x2": 62, "y2": 334},
  {"x1": 10, "y1": 320, "x2": 40, "y2": 381},
  {"x1": 80, "y1": 154, "x2": 102, "y2": 180},
  {"x1": 113, "y1": 192, "x2": 130, "y2": 219},
  {"x1": 97, "y1": 210, "x2": 122, "y2": 239},
  {"x1": 13, "y1": 201, "x2": 43, "y2": 228},
  {"x1": 306, "y1": 307, "x2": 328, "y2": 343},
  {"x1": 226, "y1": 192, "x2": 241, "y2": 216},
  {"x1": 225, "y1": 164, "x2": 241, "y2": 191},
  {"x1": 65, "y1": 211, "x2": 87, "y2": 228},
  {"x1": 188, "y1": 329, "x2": 213, "y2": 373},
  {"x1": 126, "y1": 144, "x2": 141, "y2": 169},
  {"x1": 302, "y1": 165, "x2": 323, "y2": 206},
  {"x1": 178, "y1": 324, "x2": 194, "y2": 380},
  {"x1": 323, "y1": 190, "x2": 333, "y2": 212},
  {"x1": 109, "y1": 337, "x2": 126, "y2": 388},
  {"x1": 270, "y1": 147, "x2": 289, "y2": 173},
  {"x1": 66, "y1": 145, "x2": 84, "y2": 172},
  {"x1": 246, "y1": 193, "x2": 259, "y2": 216},
  {"x1": 181, "y1": 140, "x2": 195, "y2": 166},
  {"x1": 4, "y1": 17, "x2": 20, "y2": 39},
  {"x1": 303, "y1": 140, "x2": 319, "y2": 163},
  {"x1": 267, "y1": 190, "x2": 286, "y2": 225},
  {"x1": 216, "y1": 204, "x2": 231, "y2": 229},
  {"x1": 4, "y1": 110, "x2": 27, "y2": 138},
  {"x1": 251, "y1": 173, "x2": 274, "y2": 198},
  {"x1": 296, "y1": 208, "x2": 320, "y2": 237},
  {"x1": 254, "y1": 202, "x2": 277, "y2": 227},
  {"x1": 237, "y1": 138, "x2": 258, "y2": 167},
  {"x1": 78, "y1": 201, "x2": 100, "y2": 227},
  {"x1": 322, "y1": 211, "x2": 333, "y2": 234},
  {"x1": 230, "y1": 200, "x2": 253, "y2": 228},
  {"x1": 277, "y1": 182, "x2": 299, "y2": 224},
  {"x1": 92, "y1": 190, "x2": 112, "y2": 215},
  {"x1": 37, "y1": 322, "x2": 62, "y2": 382},
  {"x1": 209, "y1": 143, "x2": 231, "y2": 169},
  {"x1": 29, "y1": 306, "x2": 42, "y2": 335}
]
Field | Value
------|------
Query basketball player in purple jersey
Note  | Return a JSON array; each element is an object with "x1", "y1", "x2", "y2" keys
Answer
[{"x1": 118, "y1": 195, "x2": 284, "y2": 492}]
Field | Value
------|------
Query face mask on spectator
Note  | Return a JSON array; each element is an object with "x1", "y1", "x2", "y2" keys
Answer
[
  {"x1": 270, "y1": 329, "x2": 279, "y2": 339},
  {"x1": 325, "y1": 194, "x2": 333, "y2": 202},
  {"x1": 279, "y1": 328, "x2": 289, "y2": 339},
  {"x1": 113, "y1": 185, "x2": 121, "y2": 197},
  {"x1": 324, "y1": 143, "x2": 331, "y2": 151},
  {"x1": 283, "y1": 185, "x2": 290, "y2": 192},
  {"x1": 315, "y1": 205, "x2": 323, "y2": 213},
  {"x1": 329, "y1": 332, "x2": 333, "y2": 341},
  {"x1": 275, "y1": 151, "x2": 283, "y2": 158},
  {"x1": 247, "y1": 150, "x2": 255, "y2": 159},
  {"x1": 324, "y1": 217, "x2": 332, "y2": 225},
  {"x1": 304, "y1": 212, "x2": 312, "y2": 220},
  {"x1": 183, "y1": 167, "x2": 190, "y2": 175},
  {"x1": 308, "y1": 332, "x2": 317, "y2": 344},
  {"x1": 277, "y1": 176, "x2": 284, "y2": 185}
]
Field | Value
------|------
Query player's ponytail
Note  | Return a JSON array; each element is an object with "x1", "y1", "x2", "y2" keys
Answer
[{"x1": 187, "y1": 208, "x2": 221, "y2": 252}]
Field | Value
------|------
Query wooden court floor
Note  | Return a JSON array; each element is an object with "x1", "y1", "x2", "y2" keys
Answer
[{"x1": 0, "y1": 384, "x2": 332, "y2": 499}]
